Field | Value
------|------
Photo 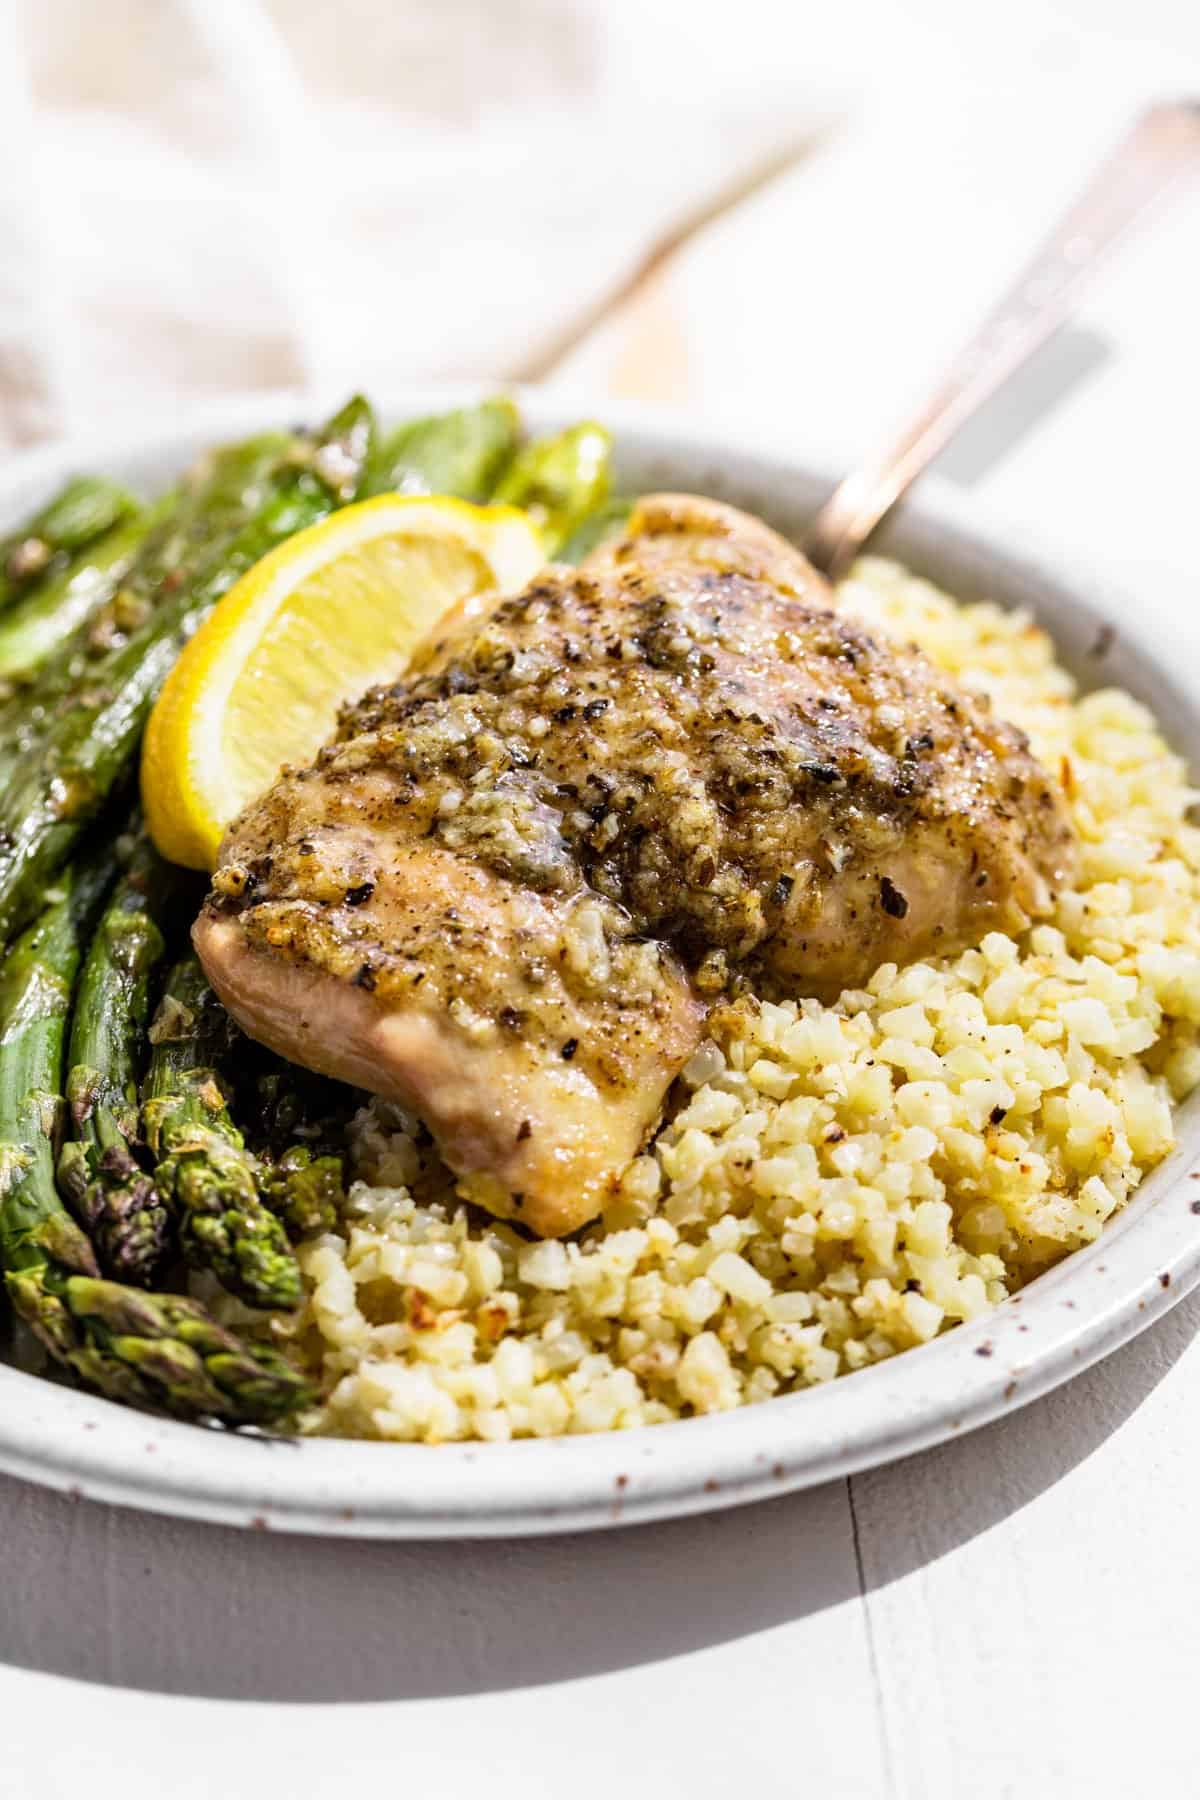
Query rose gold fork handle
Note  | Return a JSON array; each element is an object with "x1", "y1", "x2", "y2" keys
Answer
[{"x1": 805, "y1": 100, "x2": 1200, "y2": 581}]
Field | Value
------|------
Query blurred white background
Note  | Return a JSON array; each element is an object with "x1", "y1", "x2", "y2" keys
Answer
[{"x1": 3, "y1": 0, "x2": 1198, "y2": 516}]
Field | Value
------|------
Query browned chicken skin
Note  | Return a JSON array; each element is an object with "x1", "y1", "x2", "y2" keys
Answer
[{"x1": 195, "y1": 494, "x2": 1075, "y2": 1235}]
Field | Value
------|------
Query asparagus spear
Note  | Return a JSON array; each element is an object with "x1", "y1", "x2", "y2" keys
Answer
[
  {"x1": 558, "y1": 496, "x2": 634, "y2": 564},
  {"x1": 0, "y1": 437, "x2": 291, "y2": 784},
  {"x1": 261, "y1": 1146, "x2": 345, "y2": 1239},
  {"x1": 364, "y1": 397, "x2": 519, "y2": 500},
  {"x1": 142, "y1": 956, "x2": 302, "y2": 1310},
  {"x1": 493, "y1": 421, "x2": 613, "y2": 555},
  {"x1": 0, "y1": 864, "x2": 310, "y2": 1423},
  {"x1": 0, "y1": 500, "x2": 168, "y2": 685},
  {"x1": 0, "y1": 396, "x2": 376, "y2": 945},
  {"x1": 0, "y1": 475, "x2": 138, "y2": 613},
  {"x1": 0, "y1": 397, "x2": 369, "y2": 753},
  {"x1": 246, "y1": 1064, "x2": 351, "y2": 1238},
  {"x1": 57, "y1": 833, "x2": 189, "y2": 1285}
]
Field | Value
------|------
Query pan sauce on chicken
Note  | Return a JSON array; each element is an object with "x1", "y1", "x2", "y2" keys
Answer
[{"x1": 195, "y1": 495, "x2": 1075, "y2": 1236}]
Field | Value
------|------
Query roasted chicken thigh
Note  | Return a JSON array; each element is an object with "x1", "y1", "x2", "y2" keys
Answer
[{"x1": 195, "y1": 495, "x2": 1074, "y2": 1235}]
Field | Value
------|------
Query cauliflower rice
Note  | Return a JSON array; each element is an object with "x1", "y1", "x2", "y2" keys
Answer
[{"x1": 252, "y1": 557, "x2": 1200, "y2": 1442}]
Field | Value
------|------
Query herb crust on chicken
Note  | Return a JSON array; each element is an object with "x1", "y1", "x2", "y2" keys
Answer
[{"x1": 196, "y1": 494, "x2": 1074, "y2": 1235}]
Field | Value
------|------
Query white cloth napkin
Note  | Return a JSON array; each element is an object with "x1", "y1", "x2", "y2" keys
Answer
[
  {"x1": 3, "y1": 0, "x2": 1197, "y2": 588},
  {"x1": 0, "y1": 0, "x2": 854, "y2": 449}
]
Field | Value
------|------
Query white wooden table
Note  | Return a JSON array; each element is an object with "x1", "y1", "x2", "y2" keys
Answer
[
  {"x1": 4, "y1": 1290, "x2": 1200, "y2": 1796},
  {"x1": 4, "y1": 14, "x2": 1200, "y2": 1796}
]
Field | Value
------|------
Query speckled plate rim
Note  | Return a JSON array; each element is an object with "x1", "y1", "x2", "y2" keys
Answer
[{"x1": 1, "y1": 384, "x2": 1198, "y2": 1538}]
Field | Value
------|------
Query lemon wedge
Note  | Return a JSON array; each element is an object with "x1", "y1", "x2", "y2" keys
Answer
[{"x1": 141, "y1": 494, "x2": 545, "y2": 870}]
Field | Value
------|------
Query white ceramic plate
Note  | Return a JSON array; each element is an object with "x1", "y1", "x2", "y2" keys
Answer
[{"x1": 2, "y1": 386, "x2": 1198, "y2": 1537}]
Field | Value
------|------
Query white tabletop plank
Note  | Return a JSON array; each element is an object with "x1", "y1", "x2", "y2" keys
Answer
[
  {"x1": 0, "y1": 1466, "x2": 886, "y2": 1800},
  {"x1": 854, "y1": 1287, "x2": 1200, "y2": 1799}
]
